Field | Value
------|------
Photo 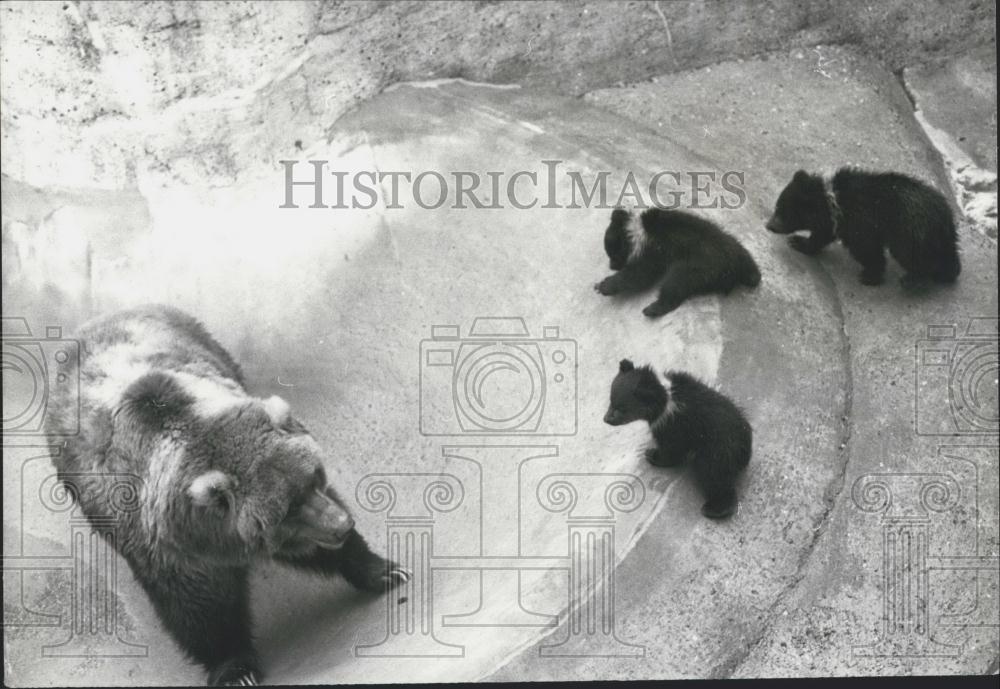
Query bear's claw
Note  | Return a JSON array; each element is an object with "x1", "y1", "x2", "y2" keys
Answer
[
  {"x1": 595, "y1": 276, "x2": 620, "y2": 295},
  {"x1": 215, "y1": 669, "x2": 259, "y2": 686},
  {"x1": 384, "y1": 566, "x2": 412, "y2": 587}
]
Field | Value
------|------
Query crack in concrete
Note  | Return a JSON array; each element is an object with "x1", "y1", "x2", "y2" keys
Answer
[
  {"x1": 651, "y1": 1, "x2": 678, "y2": 69},
  {"x1": 712, "y1": 263, "x2": 855, "y2": 679},
  {"x1": 894, "y1": 69, "x2": 998, "y2": 240}
]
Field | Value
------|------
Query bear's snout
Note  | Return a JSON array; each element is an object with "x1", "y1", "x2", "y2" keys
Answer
[
  {"x1": 289, "y1": 488, "x2": 355, "y2": 548},
  {"x1": 765, "y1": 216, "x2": 786, "y2": 234}
]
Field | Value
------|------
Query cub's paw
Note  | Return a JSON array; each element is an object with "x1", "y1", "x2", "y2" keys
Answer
[
  {"x1": 701, "y1": 500, "x2": 737, "y2": 520},
  {"x1": 787, "y1": 235, "x2": 817, "y2": 255},
  {"x1": 594, "y1": 276, "x2": 620, "y2": 296},
  {"x1": 642, "y1": 301, "x2": 675, "y2": 318},
  {"x1": 645, "y1": 448, "x2": 681, "y2": 467}
]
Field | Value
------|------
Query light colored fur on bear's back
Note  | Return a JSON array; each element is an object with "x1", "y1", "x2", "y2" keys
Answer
[
  {"x1": 49, "y1": 307, "x2": 253, "y2": 540},
  {"x1": 77, "y1": 307, "x2": 247, "y2": 414}
]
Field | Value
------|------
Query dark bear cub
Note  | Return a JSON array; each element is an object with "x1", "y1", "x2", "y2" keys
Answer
[
  {"x1": 765, "y1": 168, "x2": 961, "y2": 286},
  {"x1": 604, "y1": 359, "x2": 752, "y2": 519},
  {"x1": 595, "y1": 207, "x2": 761, "y2": 318}
]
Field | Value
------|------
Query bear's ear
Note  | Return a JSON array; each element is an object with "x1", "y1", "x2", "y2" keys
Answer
[
  {"x1": 263, "y1": 395, "x2": 291, "y2": 426},
  {"x1": 122, "y1": 372, "x2": 192, "y2": 428},
  {"x1": 619, "y1": 359, "x2": 635, "y2": 373},
  {"x1": 188, "y1": 469, "x2": 234, "y2": 510},
  {"x1": 793, "y1": 169, "x2": 809, "y2": 182}
]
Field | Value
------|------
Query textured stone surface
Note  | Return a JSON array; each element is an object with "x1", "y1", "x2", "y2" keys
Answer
[
  {"x1": 4, "y1": 81, "x2": 731, "y2": 685},
  {"x1": 905, "y1": 45, "x2": 998, "y2": 174},
  {"x1": 520, "y1": 44, "x2": 998, "y2": 679},
  {"x1": 903, "y1": 46, "x2": 998, "y2": 238},
  {"x1": 2, "y1": 1, "x2": 997, "y2": 685},
  {"x1": 1, "y1": 0, "x2": 995, "y2": 189}
]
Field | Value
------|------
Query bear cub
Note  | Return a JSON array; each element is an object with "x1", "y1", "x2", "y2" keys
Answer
[
  {"x1": 765, "y1": 168, "x2": 961, "y2": 286},
  {"x1": 595, "y1": 207, "x2": 761, "y2": 318},
  {"x1": 604, "y1": 359, "x2": 752, "y2": 519}
]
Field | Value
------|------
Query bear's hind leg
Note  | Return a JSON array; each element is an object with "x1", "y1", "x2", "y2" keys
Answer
[
  {"x1": 642, "y1": 264, "x2": 702, "y2": 318},
  {"x1": 140, "y1": 568, "x2": 259, "y2": 686},
  {"x1": 844, "y1": 235, "x2": 886, "y2": 285},
  {"x1": 691, "y1": 451, "x2": 740, "y2": 520},
  {"x1": 701, "y1": 487, "x2": 738, "y2": 520},
  {"x1": 931, "y1": 240, "x2": 962, "y2": 283}
]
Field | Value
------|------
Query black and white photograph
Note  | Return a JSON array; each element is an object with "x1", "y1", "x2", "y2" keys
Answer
[{"x1": 1, "y1": 1, "x2": 997, "y2": 685}]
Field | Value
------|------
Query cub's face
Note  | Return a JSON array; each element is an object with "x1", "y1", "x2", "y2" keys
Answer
[
  {"x1": 765, "y1": 169, "x2": 824, "y2": 235},
  {"x1": 603, "y1": 359, "x2": 663, "y2": 426},
  {"x1": 120, "y1": 372, "x2": 354, "y2": 563},
  {"x1": 604, "y1": 208, "x2": 633, "y2": 270}
]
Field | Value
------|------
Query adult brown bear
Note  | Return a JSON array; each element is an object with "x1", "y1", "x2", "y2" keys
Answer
[{"x1": 45, "y1": 305, "x2": 407, "y2": 686}]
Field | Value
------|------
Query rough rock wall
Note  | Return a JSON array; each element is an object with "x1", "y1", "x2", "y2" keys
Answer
[{"x1": 1, "y1": 0, "x2": 995, "y2": 189}]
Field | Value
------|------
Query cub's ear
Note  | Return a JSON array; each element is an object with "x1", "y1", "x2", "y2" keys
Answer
[
  {"x1": 188, "y1": 470, "x2": 234, "y2": 510},
  {"x1": 121, "y1": 372, "x2": 192, "y2": 428},
  {"x1": 610, "y1": 208, "x2": 630, "y2": 223},
  {"x1": 619, "y1": 359, "x2": 635, "y2": 373},
  {"x1": 793, "y1": 169, "x2": 809, "y2": 182}
]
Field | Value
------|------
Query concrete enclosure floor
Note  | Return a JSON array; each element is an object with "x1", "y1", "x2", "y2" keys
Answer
[{"x1": 2, "y1": 4, "x2": 998, "y2": 686}]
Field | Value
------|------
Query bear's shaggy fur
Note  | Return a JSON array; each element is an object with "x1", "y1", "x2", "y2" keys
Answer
[
  {"x1": 765, "y1": 168, "x2": 961, "y2": 286},
  {"x1": 45, "y1": 305, "x2": 407, "y2": 686},
  {"x1": 595, "y1": 207, "x2": 761, "y2": 318},
  {"x1": 603, "y1": 360, "x2": 752, "y2": 519}
]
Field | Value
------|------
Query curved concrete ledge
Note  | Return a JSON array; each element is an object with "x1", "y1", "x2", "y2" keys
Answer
[{"x1": 2, "y1": 8, "x2": 997, "y2": 687}]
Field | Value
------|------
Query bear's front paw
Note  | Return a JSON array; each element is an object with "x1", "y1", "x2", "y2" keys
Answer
[
  {"x1": 209, "y1": 660, "x2": 260, "y2": 687},
  {"x1": 594, "y1": 276, "x2": 620, "y2": 296},
  {"x1": 787, "y1": 235, "x2": 818, "y2": 255},
  {"x1": 642, "y1": 301, "x2": 675, "y2": 318},
  {"x1": 384, "y1": 563, "x2": 412, "y2": 589}
]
